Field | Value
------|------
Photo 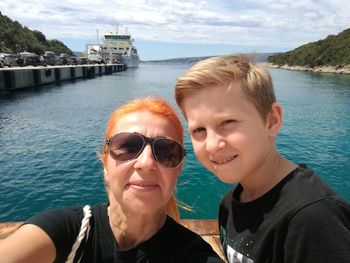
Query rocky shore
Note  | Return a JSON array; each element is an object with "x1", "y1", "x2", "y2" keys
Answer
[{"x1": 261, "y1": 62, "x2": 350, "y2": 75}]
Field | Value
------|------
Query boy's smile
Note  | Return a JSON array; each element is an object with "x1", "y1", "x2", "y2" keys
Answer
[
  {"x1": 211, "y1": 154, "x2": 238, "y2": 165},
  {"x1": 182, "y1": 81, "x2": 278, "y2": 187}
]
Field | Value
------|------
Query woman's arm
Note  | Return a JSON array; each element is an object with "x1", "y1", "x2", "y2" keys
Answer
[{"x1": 0, "y1": 224, "x2": 56, "y2": 263}]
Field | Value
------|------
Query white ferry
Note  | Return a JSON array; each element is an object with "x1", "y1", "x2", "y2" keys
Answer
[{"x1": 99, "y1": 27, "x2": 140, "y2": 68}]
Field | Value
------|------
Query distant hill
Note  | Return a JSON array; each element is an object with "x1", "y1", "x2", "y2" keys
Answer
[
  {"x1": 0, "y1": 11, "x2": 73, "y2": 55},
  {"x1": 145, "y1": 53, "x2": 276, "y2": 64},
  {"x1": 268, "y1": 28, "x2": 350, "y2": 67},
  {"x1": 145, "y1": 56, "x2": 212, "y2": 64}
]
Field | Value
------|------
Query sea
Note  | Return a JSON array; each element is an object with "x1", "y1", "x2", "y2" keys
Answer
[{"x1": 1, "y1": 62, "x2": 349, "y2": 221}]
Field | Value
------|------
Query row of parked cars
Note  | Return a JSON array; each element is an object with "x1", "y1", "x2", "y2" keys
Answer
[{"x1": 0, "y1": 51, "x2": 95, "y2": 68}]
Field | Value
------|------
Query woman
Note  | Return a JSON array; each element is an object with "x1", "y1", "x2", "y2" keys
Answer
[{"x1": 0, "y1": 96, "x2": 224, "y2": 263}]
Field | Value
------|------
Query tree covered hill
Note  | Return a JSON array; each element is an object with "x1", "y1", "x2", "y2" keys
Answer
[
  {"x1": 268, "y1": 28, "x2": 350, "y2": 67},
  {"x1": 0, "y1": 11, "x2": 72, "y2": 55}
]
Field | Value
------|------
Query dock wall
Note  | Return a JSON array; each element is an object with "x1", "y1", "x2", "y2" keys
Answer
[{"x1": 0, "y1": 64, "x2": 126, "y2": 94}]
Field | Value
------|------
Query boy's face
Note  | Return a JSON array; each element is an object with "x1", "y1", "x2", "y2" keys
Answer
[{"x1": 182, "y1": 82, "x2": 278, "y2": 184}]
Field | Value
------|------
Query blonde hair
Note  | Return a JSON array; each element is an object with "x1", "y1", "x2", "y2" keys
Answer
[
  {"x1": 174, "y1": 54, "x2": 276, "y2": 120},
  {"x1": 101, "y1": 96, "x2": 183, "y2": 221}
]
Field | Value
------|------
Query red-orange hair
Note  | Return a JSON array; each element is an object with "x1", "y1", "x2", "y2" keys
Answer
[{"x1": 101, "y1": 96, "x2": 183, "y2": 221}]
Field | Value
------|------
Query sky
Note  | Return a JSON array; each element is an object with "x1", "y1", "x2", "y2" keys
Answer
[{"x1": 1, "y1": 0, "x2": 349, "y2": 61}]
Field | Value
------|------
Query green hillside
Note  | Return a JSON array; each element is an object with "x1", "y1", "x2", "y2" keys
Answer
[
  {"x1": 268, "y1": 28, "x2": 350, "y2": 67},
  {"x1": 0, "y1": 11, "x2": 72, "y2": 55}
]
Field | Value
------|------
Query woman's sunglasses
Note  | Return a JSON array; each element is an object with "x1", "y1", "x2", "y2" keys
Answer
[{"x1": 106, "y1": 132, "x2": 186, "y2": 168}]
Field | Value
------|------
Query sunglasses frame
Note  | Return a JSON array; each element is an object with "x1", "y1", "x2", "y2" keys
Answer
[{"x1": 106, "y1": 132, "x2": 186, "y2": 168}]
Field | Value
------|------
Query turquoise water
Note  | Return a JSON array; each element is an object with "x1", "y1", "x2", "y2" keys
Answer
[{"x1": 0, "y1": 63, "x2": 349, "y2": 221}]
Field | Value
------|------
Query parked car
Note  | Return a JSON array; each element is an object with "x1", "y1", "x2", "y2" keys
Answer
[
  {"x1": 3, "y1": 54, "x2": 20, "y2": 67},
  {"x1": 18, "y1": 52, "x2": 44, "y2": 67},
  {"x1": 43, "y1": 51, "x2": 61, "y2": 66},
  {"x1": 59, "y1": 54, "x2": 73, "y2": 65},
  {"x1": 43, "y1": 55, "x2": 62, "y2": 66},
  {"x1": 0, "y1": 54, "x2": 4, "y2": 68},
  {"x1": 39, "y1": 55, "x2": 47, "y2": 67},
  {"x1": 69, "y1": 56, "x2": 79, "y2": 65},
  {"x1": 78, "y1": 57, "x2": 90, "y2": 65},
  {"x1": 59, "y1": 54, "x2": 68, "y2": 65}
]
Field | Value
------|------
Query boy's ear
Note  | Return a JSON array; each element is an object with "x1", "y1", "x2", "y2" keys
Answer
[{"x1": 266, "y1": 102, "x2": 282, "y2": 138}]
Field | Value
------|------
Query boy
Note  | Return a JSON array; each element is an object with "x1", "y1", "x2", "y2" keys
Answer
[{"x1": 174, "y1": 55, "x2": 350, "y2": 263}]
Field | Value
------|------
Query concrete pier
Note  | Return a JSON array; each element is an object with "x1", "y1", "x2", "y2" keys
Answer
[{"x1": 0, "y1": 64, "x2": 126, "y2": 95}]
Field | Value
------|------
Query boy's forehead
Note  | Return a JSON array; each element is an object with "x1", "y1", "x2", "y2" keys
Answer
[
  {"x1": 182, "y1": 82, "x2": 259, "y2": 118},
  {"x1": 202, "y1": 80, "x2": 243, "y2": 94},
  {"x1": 183, "y1": 84, "x2": 244, "y2": 110},
  {"x1": 186, "y1": 81, "x2": 243, "y2": 101}
]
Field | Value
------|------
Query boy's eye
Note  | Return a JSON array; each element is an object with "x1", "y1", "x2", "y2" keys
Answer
[
  {"x1": 222, "y1": 119, "x2": 237, "y2": 126},
  {"x1": 191, "y1": 127, "x2": 206, "y2": 135}
]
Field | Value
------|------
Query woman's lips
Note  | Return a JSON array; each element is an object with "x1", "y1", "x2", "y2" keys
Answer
[{"x1": 127, "y1": 182, "x2": 159, "y2": 191}]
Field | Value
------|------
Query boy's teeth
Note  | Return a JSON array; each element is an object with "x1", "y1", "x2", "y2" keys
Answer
[{"x1": 213, "y1": 155, "x2": 236, "y2": 164}]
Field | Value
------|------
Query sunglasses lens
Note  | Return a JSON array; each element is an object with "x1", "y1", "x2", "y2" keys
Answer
[
  {"x1": 108, "y1": 132, "x2": 185, "y2": 168},
  {"x1": 109, "y1": 133, "x2": 144, "y2": 161},
  {"x1": 153, "y1": 138, "x2": 184, "y2": 168}
]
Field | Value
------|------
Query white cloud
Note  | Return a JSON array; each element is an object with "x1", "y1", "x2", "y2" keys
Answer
[{"x1": 0, "y1": 0, "x2": 349, "y2": 54}]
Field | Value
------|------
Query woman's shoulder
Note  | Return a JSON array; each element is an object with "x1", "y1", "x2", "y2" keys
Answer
[
  {"x1": 23, "y1": 205, "x2": 89, "y2": 262},
  {"x1": 25, "y1": 203, "x2": 105, "y2": 226},
  {"x1": 25, "y1": 205, "x2": 85, "y2": 226}
]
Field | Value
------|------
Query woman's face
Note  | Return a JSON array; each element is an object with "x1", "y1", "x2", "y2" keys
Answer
[{"x1": 104, "y1": 111, "x2": 182, "y2": 215}]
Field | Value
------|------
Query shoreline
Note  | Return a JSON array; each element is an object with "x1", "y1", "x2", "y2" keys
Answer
[{"x1": 261, "y1": 62, "x2": 350, "y2": 75}]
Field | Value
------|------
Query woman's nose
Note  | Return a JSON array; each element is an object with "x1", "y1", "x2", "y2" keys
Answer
[{"x1": 133, "y1": 145, "x2": 157, "y2": 170}]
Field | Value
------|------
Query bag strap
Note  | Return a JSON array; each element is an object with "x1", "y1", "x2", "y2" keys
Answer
[{"x1": 65, "y1": 205, "x2": 92, "y2": 263}]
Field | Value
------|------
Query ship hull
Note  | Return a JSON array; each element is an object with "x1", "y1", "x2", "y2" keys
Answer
[{"x1": 121, "y1": 53, "x2": 140, "y2": 68}]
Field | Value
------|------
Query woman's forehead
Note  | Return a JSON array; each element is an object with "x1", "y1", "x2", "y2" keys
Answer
[{"x1": 113, "y1": 111, "x2": 179, "y2": 139}]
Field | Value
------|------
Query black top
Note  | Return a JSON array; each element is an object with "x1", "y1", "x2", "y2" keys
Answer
[
  {"x1": 26, "y1": 203, "x2": 224, "y2": 263},
  {"x1": 219, "y1": 164, "x2": 350, "y2": 263}
]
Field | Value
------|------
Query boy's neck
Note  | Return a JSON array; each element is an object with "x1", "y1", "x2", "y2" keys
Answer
[{"x1": 240, "y1": 154, "x2": 298, "y2": 203}]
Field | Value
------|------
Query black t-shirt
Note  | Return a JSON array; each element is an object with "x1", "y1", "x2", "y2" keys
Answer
[
  {"x1": 26, "y1": 203, "x2": 224, "y2": 263},
  {"x1": 219, "y1": 164, "x2": 350, "y2": 263}
]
